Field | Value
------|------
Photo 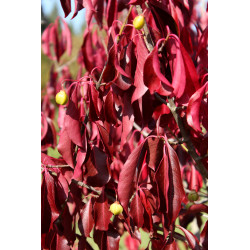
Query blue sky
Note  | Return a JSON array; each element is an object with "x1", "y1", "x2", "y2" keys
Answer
[{"x1": 42, "y1": 0, "x2": 86, "y2": 34}]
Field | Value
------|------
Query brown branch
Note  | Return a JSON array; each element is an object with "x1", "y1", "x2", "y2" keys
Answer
[
  {"x1": 44, "y1": 164, "x2": 70, "y2": 168},
  {"x1": 56, "y1": 55, "x2": 78, "y2": 73},
  {"x1": 154, "y1": 93, "x2": 208, "y2": 181},
  {"x1": 117, "y1": 5, "x2": 134, "y2": 43},
  {"x1": 71, "y1": 179, "x2": 102, "y2": 195},
  {"x1": 135, "y1": 5, "x2": 154, "y2": 52}
]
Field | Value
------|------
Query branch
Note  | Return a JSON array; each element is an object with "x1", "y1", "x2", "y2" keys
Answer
[
  {"x1": 56, "y1": 55, "x2": 78, "y2": 73},
  {"x1": 117, "y1": 5, "x2": 134, "y2": 43},
  {"x1": 135, "y1": 5, "x2": 154, "y2": 52},
  {"x1": 71, "y1": 179, "x2": 102, "y2": 195},
  {"x1": 154, "y1": 93, "x2": 208, "y2": 181}
]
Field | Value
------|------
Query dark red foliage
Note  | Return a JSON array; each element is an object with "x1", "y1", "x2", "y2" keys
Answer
[{"x1": 41, "y1": 0, "x2": 208, "y2": 248}]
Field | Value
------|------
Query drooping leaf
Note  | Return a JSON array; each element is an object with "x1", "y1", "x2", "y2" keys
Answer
[
  {"x1": 60, "y1": 0, "x2": 71, "y2": 18},
  {"x1": 96, "y1": 122, "x2": 114, "y2": 157},
  {"x1": 65, "y1": 83, "x2": 83, "y2": 148},
  {"x1": 165, "y1": 141, "x2": 186, "y2": 225},
  {"x1": 130, "y1": 191, "x2": 144, "y2": 228},
  {"x1": 121, "y1": 91, "x2": 134, "y2": 148},
  {"x1": 79, "y1": 198, "x2": 95, "y2": 238},
  {"x1": 131, "y1": 35, "x2": 149, "y2": 103},
  {"x1": 56, "y1": 234, "x2": 71, "y2": 250},
  {"x1": 44, "y1": 169, "x2": 59, "y2": 226},
  {"x1": 107, "y1": 0, "x2": 118, "y2": 28},
  {"x1": 200, "y1": 221, "x2": 208, "y2": 250},
  {"x1": 93, "y1": 188, "x2": 112, "y2": 231},
  {"x1": 85, "y1": 146, "x2": 111, "y2": 187},
  {"x1": 176, "y1": 225, "x2": 201, "y2": 250},
  {"x1": 118, "y1": 141, "x2": 146, "y2": 213},
  {"x1": 186, "y1": 82, "x2": 208, "y2": 132},
  {"x1": 57, "y1": 127, "x2": 74, "y2": 169},
  {"x1": 104, "y1": 90, "x2": 118, "y2": 125}
]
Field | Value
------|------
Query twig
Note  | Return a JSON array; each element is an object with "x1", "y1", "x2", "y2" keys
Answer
[
  {"x1": 56, "y1": 55, "x2": 78, "y2": 73},
  {"x1": 117, "y1": 5, "x2": 134, "y2": 43},
  {"x1": 44, "y1": 164, "x2": 70, "y2": 168},
  {"x1": 173, "y1": 232, "x2": 186, "y2": 242},
  {"x1": 133, "y1": 121, "x2": 149, "y2": 137},
  {"x1": 154, "y1": 93, "x2": 208, "y2": 181},
  {"x1": 71, "y1": 179, "x2": 102, "y2": 195},
  {"x1": 96, "y1": 61, "x2": 107, "y2": 90},
  {"x1": 135, "y1": 5, "x2": 154, "y2": 52}
]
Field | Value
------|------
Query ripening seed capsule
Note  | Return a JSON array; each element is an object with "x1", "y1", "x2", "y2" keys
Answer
[
  {"x1": 110, "y1": 201, "x2": 123, "y2": 215},
  {"x1": 188, "y1": 190, "x2": 199, "y2": 202},
  {"x1": 55, "y1": 90, "x2": 68, "y2": 105},
  {"x1": 133, "y1": 15, "x2": 145, "y2": 30}
]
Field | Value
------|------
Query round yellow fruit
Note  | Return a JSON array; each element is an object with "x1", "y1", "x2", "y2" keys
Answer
[
  {"x1": 188, "y1": 190, "x2": 199, "y2": 202},
  {"x1": 110, "y1": 201, "x2": 123, "y2": 215},
  {"x1": 133, "y1": 15, "x2": 145, "y2": 30},
  {"x1": 55, "y1": 90, "x2": 68, "y2": 105}
]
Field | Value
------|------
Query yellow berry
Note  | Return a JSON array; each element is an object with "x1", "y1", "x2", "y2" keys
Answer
[
  {"x1": 110, "y1": 201, "x2": 123, "y2": 215},
  {"x1": 188, "y1": 191, "x2": 199, "y2": 202},
  {"x1": 133, "y1": 15, "x2": 145, "y2": 30},
  {"x1": 56, "y1": 90, "x2": 68, "y2": 105}
]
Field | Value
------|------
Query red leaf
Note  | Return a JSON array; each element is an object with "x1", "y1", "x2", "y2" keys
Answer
[
  {"x1": 41, "y1": 153, "x2": 66, "y2": 167},
  {"x1": 187, "y1": 204, "x2": 208, "y2": 215},
  {"x1": 60, "y1": 0, "x2": 71, "y2": 18},
  {"x1": 93, "y1": 230, "x2": 107, "y2": 250},
  {"x1": 72, "y1": 131, "x2": 88, "y2": 181},
  {"x1": 128, "y1": 0, "x2": 145, "y2": 5},
  {"x1": 167, "y1": 36, "x2": 186, "y2": 98},
  {"x1": 186, "y1": 82, "x2": 208, "y2": 132},
  {"x1": 79, "y1": 198, "x2": 95, "y2": 238},
  {"x1": 65, "y1": 84, "x2": 83, "y2": 148},
  {"x1": 96, "y1": 122, "x2": 113, "y2": 157},
  {"x1": 121, "y1": 91, "x2": 134, "y2": 148},
  {"x1": 93, "y1": 0, "x2": 104, "y2": 28},
  {"x1": 180, "y1": 40, "x2": 200, "y2": 94},
  {"x1": 124, "y1": 234, "x2": 140, "y2": 250},
  {"x1": 200, "y1": 221, "x2": 208, "y2": 250},
  {"x1": 139, "y1": 189, "x2": 153, "y2": 232},
  {"x1": 146, "y1": 137, "x2": 165, "y2": 171},
  {"x1": 56, "y1": 234, "x2": 71, "y2": 250},
  {"x1": 57, "y1": 127, "x2": 74, "y2": 168},
  {"x1": 41, "y1": 112, "x2": 48, "y2": 140},
  {"x1": 165, "y1": 142, "x2": 185, "y2": 225},
  {"x1": 88, "y1": 84, "x2": 100, "y2": 122},
  {"x1": 41, "y1": 114, "x2": 57, "y2": 151},
  {"x1": 41, "y1": 24, "x2": 53, "y2": 60},
  {"x1": 130, "y1": 192, "x2": 144, "y2": 228},
  {"x1": 131, "y1": 35, "x2": 149, "y2": 103},
  {"x1": 93, "y1": 189, "x2": 112, "y2": 231},
  {"x1": 165, "y1": 239, "x2": 178, "y2": 250},
  {"x1": 102, "y1": 45, "x2": 117, "y2": 83},
  {"x1": 152, "y1": 39, "x2": 174, "y2": 96},
  {"x1": 107, "y1": 0, "x2": 118, "y2": 28},
  {"x1": 104, "y1": 90, "x2": 118, "y2": 125},
  {"x1": 155, "y1": 154, "x2": 170, "y2": 213},
  {"x1": 143, "y1": 46, "x2": 163, "y2": 95},
  {"x1": 61, "y1": 18, "x2": 72, "y2": 56},
  {"x1": 85, "y1": 146, "x2": 111, "y2": 187},
  {"x1": 44, "y1": 169, "x2": 59, "y2": 225},
  {"x1": 72, "y1": 0, "x2": 95, "y2": 27},
  {"x1": 41, "y1": 174, "x2": 51, "y2": 234},
  {"x1": 176, "y1": 225, "x2": 201, "y2": 250},
  {"x1": 106, "y1": 225, "x2": 120, "y2": 250},
  {"x1": 77, "y1": 235, "x2": 93, "y2": 250},
  {"x1": 118, "y1": 141, "x2": 146, "y2": 213}
]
